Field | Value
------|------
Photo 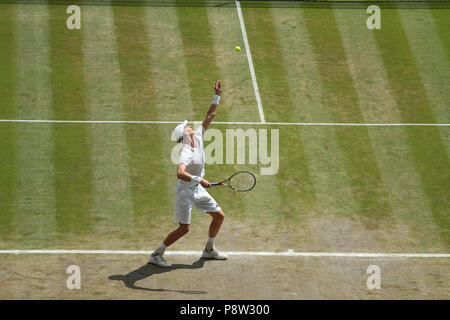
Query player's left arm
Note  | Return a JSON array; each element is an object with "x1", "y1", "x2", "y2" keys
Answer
[{"x1": 202, "y1": 80, "x2": 221, "y2": 131}]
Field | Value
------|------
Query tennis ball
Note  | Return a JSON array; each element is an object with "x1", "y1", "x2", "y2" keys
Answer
[{"x1": 235, "y1": 46, "x2": 241, "y2": 52}]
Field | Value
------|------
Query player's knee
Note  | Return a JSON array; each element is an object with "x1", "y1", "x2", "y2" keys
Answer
[{"x1": 216, "y1": 210, "x2": 225, "y2": 221}]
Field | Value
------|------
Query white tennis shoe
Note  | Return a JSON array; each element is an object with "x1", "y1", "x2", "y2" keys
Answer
[
  {"x1": 148, "y1": 254, "x2": 172, "y2": 268},
  {"x1": 202, "y1": 249, "x2": 228, "y2": 260}
]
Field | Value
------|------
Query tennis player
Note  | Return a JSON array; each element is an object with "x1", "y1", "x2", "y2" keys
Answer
[{"x1": 149, "y1": 80, "x2": 228, "y2": 267}]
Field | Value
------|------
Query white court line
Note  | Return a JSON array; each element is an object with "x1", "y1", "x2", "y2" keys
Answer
[
  {"x1": 0, "y1": 119, "x2": 449, "y2": 126},
  {"x1": 235, "y1": 0, "x2": 266, "y2": 124},
  {"x1": 0, "y1": 250, "x2": 449, "y2": 258}
]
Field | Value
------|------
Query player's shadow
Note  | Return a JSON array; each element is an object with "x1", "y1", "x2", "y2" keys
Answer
[{"x1": 108, "y1": 258, "x2": 208, "y2": 294}]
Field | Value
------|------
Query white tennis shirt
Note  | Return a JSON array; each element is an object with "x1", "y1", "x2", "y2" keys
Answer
[{"x1": 177, "y1": 126, "x2": 206, "y2": 188}]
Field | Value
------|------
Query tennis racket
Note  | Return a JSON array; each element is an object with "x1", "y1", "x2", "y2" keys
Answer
[{"x1": 211, "y1": 171, "x2": 256, "y2": 192}]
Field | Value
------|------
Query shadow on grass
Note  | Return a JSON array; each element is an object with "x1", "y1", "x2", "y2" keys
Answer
[{"x1": 108, "y1": 258, "x2": 208, "y2": 294}]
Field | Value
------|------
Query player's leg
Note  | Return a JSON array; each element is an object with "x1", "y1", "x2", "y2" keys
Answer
[
  {"x1": 149, "y1": 187, "x2": 193, "y2": 267},
  {"x1": 193, "y1": 186, "x2": 228, "y2": 260},
  {"x1": 206, "y1": 209, "x2": 225, "y2": 246},
  {"x1": 202, "y1": 210, "x2": 228, "y2": 260},
  {"x1": 163, "y1": 223, "x2": 190, "y2": 247},
  {"x1": 149, "y1": 223, "x2": 190, "y2": 268}
]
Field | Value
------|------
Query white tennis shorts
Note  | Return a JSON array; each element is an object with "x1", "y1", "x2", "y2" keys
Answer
[{"x1": 174, "y1": 183, "x2": 222, "y2": 224}]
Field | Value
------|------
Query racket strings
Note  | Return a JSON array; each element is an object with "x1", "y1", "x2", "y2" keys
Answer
[{"x1": 229, "y1": 172, "x2": 256, "y2": 191}]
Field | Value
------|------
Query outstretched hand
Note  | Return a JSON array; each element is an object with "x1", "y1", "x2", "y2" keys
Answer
[{"x1": 214, "y1": 80, "x2": 221, "y2": 96}]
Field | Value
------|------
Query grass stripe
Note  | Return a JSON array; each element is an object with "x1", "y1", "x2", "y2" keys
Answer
[
  {"x1": 0, "y1": 5, "x2": 18, "y2": 239},
  {"x1": 145, "y1": 7, "x2": 194, "y2": 121},
  {"x1": 272, "y1": 9, "x2": 334, "y2": 123},
  {"x1": 112, "y1": 7, "x2": 158, "y2": 121},
  {"x1": 82, "y1": 5, "x2": 134, "y2": 245},
  {"x1": 334, "y1": 9, "x2": 444, "y2": 249},
  {"x1": 373, "y1": 9, "x2": 450, "y2": 245},
  {"x1": 113, "y1": 6, "x2": 170, "y2": 223},
  {"x1": 431, "y1": 9, "x2": 450, "y2": 58},
  {"x1": 175, "y1": 6, "x2": 221, "y2": 120},
  {"x1": 48, "y1": 5, "x2": 94, "y2": 236},
  {"x1": 301, "y1": 8, "x2": 393, "y2": 224},
  {"x1": 16, "y1": 4, "x2": 57, "y2": 246}
]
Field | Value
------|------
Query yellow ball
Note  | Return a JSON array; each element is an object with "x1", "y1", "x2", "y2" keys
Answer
[{"x1": 235, "y1": 46, "x2": 241, "y2": 52}]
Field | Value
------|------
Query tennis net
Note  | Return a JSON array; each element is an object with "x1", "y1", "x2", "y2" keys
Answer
[{"x1": 1, "y1": 0, "x2": 449, "y2": 9}]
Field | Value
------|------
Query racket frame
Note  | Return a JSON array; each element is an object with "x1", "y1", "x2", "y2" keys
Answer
[{"x1": 211, "y1": 171, "x2": 256, "y2": 192}]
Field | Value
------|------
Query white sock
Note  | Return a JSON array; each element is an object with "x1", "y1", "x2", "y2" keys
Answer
[
  {"x1": 205, "y1": 237, "x2": 215, "y2": 251},
  {"x1": 152, "y1": 242, "x2": 167, "y2": 256}
]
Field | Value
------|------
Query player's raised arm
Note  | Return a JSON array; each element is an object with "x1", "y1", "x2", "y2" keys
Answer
[{"x1": 202, "y1": 80, "x2": 221, "y2": 131}]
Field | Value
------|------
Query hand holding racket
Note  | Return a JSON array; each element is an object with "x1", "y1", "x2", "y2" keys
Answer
[{"x1": 211, "y1": 171, "x2": 256, "y2": 192}]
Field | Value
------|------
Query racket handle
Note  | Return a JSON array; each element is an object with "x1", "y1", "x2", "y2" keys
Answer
[{"x1": 211, "y1": 182, "x2": 220, "y2": 186}]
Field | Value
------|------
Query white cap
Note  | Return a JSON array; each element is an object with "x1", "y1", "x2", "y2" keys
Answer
[{"x1": 172, "y1": 120, "x2": 188, "y2": 142}]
